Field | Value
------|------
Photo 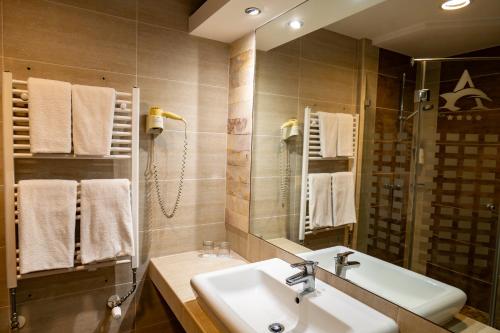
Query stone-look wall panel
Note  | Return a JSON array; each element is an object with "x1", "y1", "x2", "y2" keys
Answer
[
  {"x1": 225, "y1": 33, "x2": 256, "y2": 234},
  {"x1": 0, "y1": 0, "x2": 228, "y2": 331}
]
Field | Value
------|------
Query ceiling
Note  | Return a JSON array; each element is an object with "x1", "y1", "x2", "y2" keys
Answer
[
  {"x1": 189, "y1": 0, "x2": 306, "y2": 43},
  {"x1": 326, "y1": 0, "x2": 500, "y2": 57}
]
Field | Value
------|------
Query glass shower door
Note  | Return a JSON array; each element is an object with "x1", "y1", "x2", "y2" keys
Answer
[{"x1": 409, "y1": 57, "x2": 500, "y2": 326}]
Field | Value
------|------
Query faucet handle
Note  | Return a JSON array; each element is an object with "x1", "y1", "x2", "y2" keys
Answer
[
  {"x1": 335, "y1": 251, "x2": 355, "y2": 264},
  {"x1": 291, "y1": 260, "x2": 318, "y2": 274}
]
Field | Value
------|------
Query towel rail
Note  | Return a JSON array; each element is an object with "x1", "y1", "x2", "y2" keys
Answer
[
  {"x1": 3, "y1": 72, "x2": 140, "y2": 329},
  {"x1": 298, "y1": 107, "x2": 359, "y2": 242},
  {"x1": 9, "y1": 77, "x2": 133, "y2": 159}
]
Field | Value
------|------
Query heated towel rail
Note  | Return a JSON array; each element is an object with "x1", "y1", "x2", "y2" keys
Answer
[
  {"x1": 298, "y1": 107, "x2": 359, "y2": 242},
  {"x1": 2, "y1": 72, "x2": 140, "y2": 329}
]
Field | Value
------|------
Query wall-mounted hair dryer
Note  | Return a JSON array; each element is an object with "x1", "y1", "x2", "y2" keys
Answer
[
  {"x1": 145, "y1": 106, "x2": 188, "y2": 219},
  {"x1": 279, "y1": 118, "x2": 300, "y2": 207},
  {"x1": 146, "y1": 106, "x2": 186, "y2": 135},
  {"x1": 280, "y1": 118, "x2": 299, "y2": 141}
]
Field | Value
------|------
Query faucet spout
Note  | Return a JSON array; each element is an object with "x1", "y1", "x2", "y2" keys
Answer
[{"x1": 285, "y1": 261, "x2": 318, "y2": 302}]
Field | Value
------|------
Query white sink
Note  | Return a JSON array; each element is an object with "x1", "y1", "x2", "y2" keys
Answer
[
  {"x1": 191, "y1": 258, "x2": 398, "y2": 333},
  {"x1": 299, "y1": 246, "x2": 466, "y2": 325}
]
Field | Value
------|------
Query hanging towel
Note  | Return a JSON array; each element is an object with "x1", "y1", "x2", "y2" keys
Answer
[
  {"x1": 80, "y1": 179, "x2": 134, "y2": 264},
  {"x1": 318, "y1": 112, "x2": 338, "y2": 158},
  {"x1": 27, "y1": 78, "x2": 72, "y2": 153},
  {"x1": 308, "y1": 173, "x2": 333, "y2": 228},
  {"x1": 72, "y1": 84, "x2": 116, "y2": 156},
  {"x1": 337, "y1": 113, "x2": 354, "y2": 157},
  {"x1": 18, "y1": 180, "x2": 78, "y2": 274},
  {"x1": 331, "y1": 172, "x2": 357, "y2": 227}
]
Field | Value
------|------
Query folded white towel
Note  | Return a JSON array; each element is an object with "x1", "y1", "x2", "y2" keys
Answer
[
  {"x1": 27, "y1": 78, "x2": 72, "y2": 153},
  {"x1": 318, "y1": 112, "x2": 338, "y2": 158},
  {"x1": 308, "y1": 173, "x2": 333, "y2": 228},
  {"x1": 80, "y1": 179, "x2": 134, "y2": 264},
  {"x1": 18, "y1": 180, "x2": 78, "y2": 274},
  {"x1": 72, "y1": 84, "x2": 116, "y2": 156},
  {"x1": 337, "y1": 113, "x2": 354, "y2": 157},
  {"x1": 331, "y1": 172, "x2": 357, "y2": 227}
]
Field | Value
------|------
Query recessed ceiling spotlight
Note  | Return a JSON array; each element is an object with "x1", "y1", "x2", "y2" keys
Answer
[
  {"x1": 288, "y1": 20, "x2": 304, "y2": 30},
  {"x1": 244, "y1": 7, "x2": 261, "y2": 16},
  {"x1": 441, "y1": 0, "x2": 470, "y2": 10}
]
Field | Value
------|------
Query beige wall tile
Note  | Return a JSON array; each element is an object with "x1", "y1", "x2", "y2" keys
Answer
[
  {"x1": 139, "y1": 76, "x2": 228, "y2": 134},
  {"x1": 140, "y1": 131, "x2": 227, "y2": 180},
  {"x1": 48, "y1": 0, "x2": 137, "y2": 19},
  {"x1": 4, "y1": 0, "x2": 136, "y2": 74},
  {"x1": 139, "y1": 179, "x2": 226, "y2": 231},
  {"x1": 253, "y1": 93, "x2": 298, "y2": 137},
  {"x1": 250, "y1": 177, "x2": 288, "y2": 219},
  {"x1": 251, "y1": 135, "x2": 281, "y2": 177},
  {"x1": 301, "y1": 29, "x2": 358, "y2": 70},
  {"x1": 299, "y1": 59, "x2": 355, "y2": 104},
  {"x1": 140, "y1": 222, "x2": 226, "y2": 260},
  {"x1": 138, "y1": 23, "x2": 229, "y2": 88},
  {"x1": 3, "y1": 58, "x2": 135, "y2": 91},
  {"x1": 251, "y1": 216, "x2": 288, "y2": 240},
  {"x1": 255, "y1": 51, "x2": 299, "y2": 97}
]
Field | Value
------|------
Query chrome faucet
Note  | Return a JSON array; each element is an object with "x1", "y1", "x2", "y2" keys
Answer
[
  {"x1": 335, "y1": 251, "x2": 360, "y2": 278},
  {"x1": 286, "y1": 260, "x2": 318, "y2": 302}
]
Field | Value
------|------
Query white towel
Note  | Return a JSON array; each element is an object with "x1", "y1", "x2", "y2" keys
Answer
[
  {"x1": 27, "y1": 78, "x2": 72, "y2": 153},
  {"x1": 318, "y1": 112, "x2": 338, "y2": 158},
  {"x1": 331, "y1": 172, "x2": 357, "y2": 227},
  {"x1": 337, "y1": 113, "x2": 354, "y2": 157},
  {"x1": 308, "y1": 173, "x2": 333, "y2": 228},
  {"x1": 72, "y1": 84, "x2": 116, "y2": 156},
  {"x1": 80, "y1": 179, "x2": 134, "y2": 264},
  {"x1": 18, "y1": 180, "x2": 77, "y2": 274}
]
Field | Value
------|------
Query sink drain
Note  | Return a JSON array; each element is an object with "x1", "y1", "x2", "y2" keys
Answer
[{"x1": 268, "y1": 322, "x2": 285, "y2": 333}]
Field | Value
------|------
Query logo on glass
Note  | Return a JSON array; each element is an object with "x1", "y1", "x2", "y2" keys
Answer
[{"x1": 440, "y1": 69, "x2": 492, "y2": 111}]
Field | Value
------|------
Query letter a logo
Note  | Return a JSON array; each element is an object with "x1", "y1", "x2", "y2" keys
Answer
[{"x1": 440, "y1": 69, "x2": 492, "y2": 111}]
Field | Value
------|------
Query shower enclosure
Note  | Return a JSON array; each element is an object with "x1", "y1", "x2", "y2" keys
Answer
[{"x1": 361, "y1": 51, "x2": 500, "y2": 327}]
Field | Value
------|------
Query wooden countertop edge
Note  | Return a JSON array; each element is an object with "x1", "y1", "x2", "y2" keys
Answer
[{"x1": 149, "y1": 262, "x2": 221, "y2": 333}]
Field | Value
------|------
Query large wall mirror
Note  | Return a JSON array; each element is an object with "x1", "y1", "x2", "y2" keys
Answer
[{"x1": 249, "y1": 0, "x2": 500, "y2": 331}]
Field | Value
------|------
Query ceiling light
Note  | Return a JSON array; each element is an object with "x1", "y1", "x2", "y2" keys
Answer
[
  {"x1": 441, "y1": 0, "x2": 470, "y2": 10},
  {"x1": 244, "y1": 7, "x2": 261, "y2": 16},
  {"x1": 288, "y1": 20, "x2": 304, "y2": 30}
]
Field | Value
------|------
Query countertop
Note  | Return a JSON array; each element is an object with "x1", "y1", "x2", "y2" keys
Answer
[{"x1": 149, "y1": 250, "x2": 247, "y2": 333}]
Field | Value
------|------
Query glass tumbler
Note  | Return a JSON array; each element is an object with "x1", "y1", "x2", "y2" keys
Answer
[
  {"x1": 217, "y1": 241, "x2": 231, "y2": 257},
  {"x1": 202, "y1": 240, "x2": 215, "y2": 257}
]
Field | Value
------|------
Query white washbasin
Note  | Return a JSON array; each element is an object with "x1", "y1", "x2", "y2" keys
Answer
[
  {"x1": 191, "y1": 258, "x2": 398, "y2": 333},
  {"x1": 299, "y1": 246, "x2": 466, "y2": 325}
]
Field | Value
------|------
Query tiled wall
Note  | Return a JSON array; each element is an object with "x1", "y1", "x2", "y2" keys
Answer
[
  {"x1": 0, "y1": 0, "x2": 228, "y2": 332},
  {"x1": 251, "y1": 29, "x2": 359, "y2": 245}
]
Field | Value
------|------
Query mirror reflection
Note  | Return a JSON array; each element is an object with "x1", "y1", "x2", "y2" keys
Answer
[{"x1": 250, "y1": 0, "x2": 500, "y2": 330}]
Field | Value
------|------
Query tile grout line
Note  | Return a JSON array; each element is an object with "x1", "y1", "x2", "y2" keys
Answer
[{"x1": 3, "y1": 56, "x2": 229, "y2": 90}]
